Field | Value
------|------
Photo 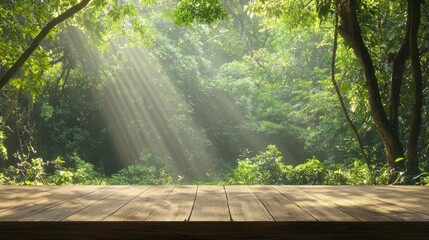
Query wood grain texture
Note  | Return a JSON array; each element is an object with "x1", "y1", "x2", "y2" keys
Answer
[
  {"x1": 20, "y1": 186, "x2": 115, "y2": 221},
  {"x1": 64, "y1": 186, "x2": 149, "y2": 221},
  {"x1": 1, "y1": 222, "x2": 429, "y2": 240},
  {"x1": 303, "y1": 186, "x2": 429, "y2": 221},
  {"x1": 347, "y1": 186, "x2": 429, "y2": 216},
  {"x1": 299, "y1": 186, "x2": 394, "y2": 221},
  {"x1": 189, "y1": 185, "x2": 230, "y2": 221},
  {"x1": 379, "y1": 185, "x2": 429, "y2": 199},
  {"x1": 0, "y1": 185, "x2": 428, "y2": 224},
  {"x1": 272, "y1": 185, "x2": 359, "y2": 221},
  {"x1": 146, "y1": 185, "x2": 197, "y2": 221},
  {"x1": 103, "y1": 185, "x2": 174, "y2": 221},
  {"x1": 0, "y1": 186, "x2": 66, "y2": 212},
  {"x1": 249, "y1": 185, "x2": 315, "y2": 221},
  {"x1": 0, "y1": 186, "x2": 103, "y2": 221},
  {"x1": 225, "y1": 185, "x2": 273, "y2": 221}
]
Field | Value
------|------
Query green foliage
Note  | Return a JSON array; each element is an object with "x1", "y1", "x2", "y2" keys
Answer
[
  {"x1": 287, "y1": 157, "x2": 328, "y2": 185},
  {"x1": 230, "y1": 145, "x2": 286, "y2": 184},
  {"x1": 0, "y1": 155, "x2": 105, "y2": 185},
  {"x1": 18, "y1": 158, "x2": 46, "y2": 185},
  {"x1": 0, "y1": 120, "x2": 7, "y2": 162},
  {"x1": 231, "y1": 159, "x2": 258, "y2": 184},
  {"x1": 109, "y1": 149, "x2": 173, "y2": 185},
  {"x1": 246, "y1": 0, "x2": 319, "y2": 29},
  {"x1": 1, "y1": 0, "x2": 428, "y2": 186},
  {"x1": 69, "y1": 154, "x2": 105, "y2": 184},
  {"x1": 109, "y1": 165, "x2": 172, "y2": 185},
  {"x1": 173, "y1": 0, "x2": 227, "y2": 26},
  {"x1": 230, "y1": 145, "x2": 393, "y2": 185}
]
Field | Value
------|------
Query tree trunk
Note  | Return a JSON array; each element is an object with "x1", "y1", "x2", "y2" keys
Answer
[
  {"x1": 389, "y1": 5, "x2": 411, "y2": 135},
  {"x1": 407, "y1": 0, "x2": 423, "y2": 177},
  {"x1": 335, "y1": 1, "x2": 405, "y2": 173}
]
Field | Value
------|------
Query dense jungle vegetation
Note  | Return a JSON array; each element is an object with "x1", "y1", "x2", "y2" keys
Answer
[{"x1": 0, "y1": 0, "x2": 428, "y2": 185}]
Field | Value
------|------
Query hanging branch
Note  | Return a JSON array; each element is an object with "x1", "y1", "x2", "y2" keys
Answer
[
  {"x1": 331, "y1": 12, "x2": 372, "y2": 169},
  {"x1": 0, "y1": 0, "x2": 91, "y2": 90}
]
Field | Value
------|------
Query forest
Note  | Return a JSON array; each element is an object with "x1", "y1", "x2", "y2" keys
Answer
[{"x1": 0, "y1": 0, "x2": 428, "y2": 185}]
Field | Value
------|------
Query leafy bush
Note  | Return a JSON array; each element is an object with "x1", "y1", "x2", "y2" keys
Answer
[
  {"x1": 0, "y1": 154, "x2": 105, "y2": 185},
  {"x1": 229, "y1": 145, "x2": 394, "y2": 185},
  {"x1": 49, "y1": 155, "x2": 105, "y2": 185},
  {"x1": 286, "y1": 157, "x2": 328, "y2": 184},
  {"x1": 230, "y1": 145, "x2": 286, "y2": 184},
  {"x1": 230, "y1": 159, "x2": 259, "y2": 184},
  {"x1": 109, "y1": 165, "x2": 172, "y2": 185},
  {"x1": 4, "y1": 158, "x2": 48, "y2": 185}
]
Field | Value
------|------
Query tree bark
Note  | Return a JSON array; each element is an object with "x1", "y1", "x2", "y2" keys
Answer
[
  {"x1": 0, "y1": 0, "x2": 91, "y2": 90},
  {"x1": 331, "y1": 12, "x2": 371, "y2": 169},
  {"x1": 407, "y1": 0, "x2": 423, "y2": 176},
  {"x1": 335, "y1": 1, "x2": 405, "y2": 172},
  {"x1": 389, "y1": 4, "x2": 411, "y2": 135}
]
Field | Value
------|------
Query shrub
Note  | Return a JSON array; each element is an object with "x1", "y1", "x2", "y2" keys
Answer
[
  {"x1": 48, "y1": 156, "x2": 105, "y2": 185},
  {"x1": 229, "y1": 145, "x2": 393, "y2": 185},
  {"x1": 286, "y1": 157, "x2": 328, "y2": 185},
  {"x1": 109, "y1": 165, "x2": 172, "y2": 185},
  {"x1": 230, "y1": 145, "x2": 286, "y2": 184}
]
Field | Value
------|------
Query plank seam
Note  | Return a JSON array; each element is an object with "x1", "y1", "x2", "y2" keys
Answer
[
  {"x1": 339, "y1": 187, "x2": 429, "y2": 220},
  {"x1": 144, "y1": 185, "x2": 176, "y2": 221},
  {"x1": 296, "y1": 186, "x2": 362, "y2": 222},
  {"x1": 0, "y1": 187, "x2": 62, "y2": 214},
  {"x1": 59, "y1": 186, "x2": 121, "y2": 221},
  {"x1": 16, "y1": 186, "x2": 108, "y2": 221},
  {"x1": 186, "y1": 185, "x2": 199, "y2": 221},
  {"x1": 101, "y1": 186, "x2": 151, "y2": 221},
  {"x1": 250, "y1": 186, "x2": 276, "y2": 222},
  {"x1": 223, "y1": 186, "x2": 233, "y2": 221},
  {"x1": 271, "y1": 186, "x2": 318, "y2": 222}
]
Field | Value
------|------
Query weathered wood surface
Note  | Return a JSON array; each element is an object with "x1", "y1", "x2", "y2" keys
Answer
[{"x1": 0, "y1": 185, "x2": 428, "y2": 239}]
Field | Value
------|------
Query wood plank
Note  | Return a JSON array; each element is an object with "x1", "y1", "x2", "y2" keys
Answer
[
  {"x1": 0, "y1": 186, "x2": 103, "y2": 221},
  {"x1": 189, "y1": 185, "x2": 230, "y2": 221},
  {"x1": 103, "y1": 185, "x2": 174, "y2": 221},
  {"x1": 63, "y1": 186, "x2": 149, "y2": 221},
  {"x1": 249, "y1": 185, "x2": 316, "y2": 221},
  {"x1": 378, "y1": 185, "x2": 429, "y2": 199},
  {"x1": 331, "y1": 186, "x2": 429, "y2": 221},
  {"x1": 146, "y1": 185, "x2": 197, "y2": 221},
  {"x1": 19, "y1": 186, "x2": 117, "y2": 221},
  {"x1": 299, "y1": 186, "x2": 395, "y2": 221},
  {"x1": 1, "y1": 185, "x2": 429, "y2": 225},
  {"x1": 346, "y1": 186, "x2": 429, "y2": 216},
  {"x1": 0, "y1": 186, "x2": 64, "y2": 212},
  {"x1": 273, "y1": 185, "x2": 359, "y2": 221},
  {"x1": 225, "y1": 185, "x2": 273, "y2": 221},
  {"x1": 2, "y1": 222, "x2": 429, "y2": 240}
]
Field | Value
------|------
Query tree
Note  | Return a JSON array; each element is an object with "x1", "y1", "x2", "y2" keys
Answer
[
  {"x1": 335, "y1": 0, "x2": 423, "y2": 178},
  {"x1": 248, "y1": 0, "x2": 427, "y2": 181},
  {"x1": 0, "y1": 0, "x2": 91, "y2": 89}
]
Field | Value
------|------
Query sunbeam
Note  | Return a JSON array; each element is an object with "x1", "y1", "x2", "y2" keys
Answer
[{"x1": 102, "y1": 47, "x2": 218, "y2": 181}]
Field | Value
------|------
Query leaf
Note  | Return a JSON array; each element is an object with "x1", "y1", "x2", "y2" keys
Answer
[
  {"x1": 23, "y1": 68, "x2": 30, "y2": 77},
  {"x1": 395, "y1": 157, "x2": 405, "y2": 162}
]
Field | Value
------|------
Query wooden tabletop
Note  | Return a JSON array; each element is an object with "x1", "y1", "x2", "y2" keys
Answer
[
  {"x1": 0, "y1": 185, "x2": 428, "y2": 239},
  {"x1": 1, "y1": 185, "x2": 428, "y2": 222}
]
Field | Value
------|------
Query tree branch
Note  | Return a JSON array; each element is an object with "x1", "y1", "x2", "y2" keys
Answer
[
  {"x1": 331, "y1": 12, "x2": 371, "y2": 169},
  {"x1": 335, "y1": 0, "x2": 404, "y2": 173},
  {"x1": 0, "y1": 0, "x2": 91, "y2": 90}
]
